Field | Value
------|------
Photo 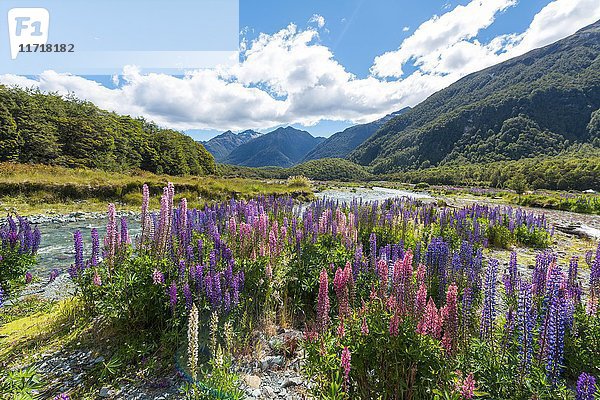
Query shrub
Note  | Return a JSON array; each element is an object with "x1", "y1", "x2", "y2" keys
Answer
[
  {"x1": 0, "y1": 216, "x2": 40, "y2": 294},
  {"x1": 287, "y1": 175, "x2": 311, "y2": 188}
]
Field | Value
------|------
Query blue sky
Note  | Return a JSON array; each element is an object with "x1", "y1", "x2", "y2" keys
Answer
[{"x1": 2, "y1": 0, "x2": 599, "y2": 141}]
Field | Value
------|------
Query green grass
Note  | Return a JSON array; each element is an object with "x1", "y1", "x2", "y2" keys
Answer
[
  {"x1": 0, "y1": 295, "x2": 179, "y2": 399},
  {"x1": 0, "y1": 163, "x2": 313, "y2": 215}
]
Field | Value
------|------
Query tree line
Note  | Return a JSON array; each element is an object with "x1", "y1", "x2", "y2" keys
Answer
[{"x1": 0, "y1": 86, "x2": 216, "y2": 176}]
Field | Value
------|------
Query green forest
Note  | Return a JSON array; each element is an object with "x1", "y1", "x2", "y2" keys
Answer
[{"x1": 0, "y1": 86, "x2": 216, "y2": 176}]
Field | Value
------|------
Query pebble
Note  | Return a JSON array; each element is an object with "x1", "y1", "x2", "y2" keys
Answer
[{"x1": 244, "y1": 374, "x2": 262, "y2": 389}]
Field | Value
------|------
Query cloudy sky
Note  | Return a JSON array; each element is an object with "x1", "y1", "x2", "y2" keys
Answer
[{"x1": 2, "y1": 0, "x2": 600, "y2": 140}]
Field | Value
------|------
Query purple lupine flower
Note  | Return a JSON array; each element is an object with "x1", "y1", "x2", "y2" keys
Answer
[
  {"x1": 576, "y1": 373, "x2": 597, "y2": 400},
  {"x1": 585, "y1": 250, "x2": 594, "y2": 268},
  {"x1": 169, "y1": 281, "x2": 178, "y2": 312},
  {"x1": 517, "y1": 281, "x2": 534, "y2": 374},
  {"x1": 425, "y1": 237, "x2": 450, "y2": 298},
  {"x1": 90, "y1": 228, "x2": 100, "y2": 267},
  {"x1": 179, "y1": 260, "x2": 187, "y2": 280},
  {"x1": 480, "y1": 258, "x2": 499, "y2": 341},
  {"x1": 140, "y1": 184, "x2": 150, "y2": 244},
  {"x1": 25, "y1": 272, "x2": 33, "y2": 284},
  {"x1": 460, "y1": 285, "x2": 473, "y2": 337},
  {"x1": 224, "y1": 290, "x2": 231, "y2": 312},
  {"x1": 195, "y1": 265, "x2": 204, "y2": 292},
  {"x1": 536, "y1": 264, "x2": 566, "y2": 382},
  {"x1": 369, "y1": 232, "x2": 377, "y2": 269},
  {"x1": 0, "y1": 285, "x2": 4, "y2": 308},
  {"x1": 204, "y1": 273, "x2": 214, "y2": 306},
  {"x1": 73, "y1": 230, "x2": 84, "y2": 273},
  {"x1": 504, "y1": 251, "x2": 518, "y2": 298},
  {"x1": 53, "y1": 394, "x2": 70, "y2": 400},
  {"x1": 212, "y1": 272, "x2": 222, "y2": 308},
  {"x1": 105, "y1": 204, "x2": 118, "y2": 265},
  {"x1": 120, "y1": 217, "x2": 130, "y2": 247},
  {"x1": 31, "y1": 227, "x2": 41, "y2": 254},
  {"x1": 49, "y1": 268, "x2": 60, "y2": 283},
  {"x1": 183, "y1": 283, "x2": 192, "y2": 311},
  {"x1": 568, "y1": 257, "x2": 581, "y2": 303}
]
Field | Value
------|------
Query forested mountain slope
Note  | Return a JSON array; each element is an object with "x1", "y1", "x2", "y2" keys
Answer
[{"x1": 350, "y1": 20, "x2": 600, "y2": 173}]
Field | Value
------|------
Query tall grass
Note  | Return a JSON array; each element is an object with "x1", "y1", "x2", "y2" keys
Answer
[{"x1": 0, "y1": 163, "x2": 313, "y2": 214}]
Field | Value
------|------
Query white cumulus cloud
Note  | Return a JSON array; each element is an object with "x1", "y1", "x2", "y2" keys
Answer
[{"x1": 308, "y1": 14, "x2": 326, "y2": 29}]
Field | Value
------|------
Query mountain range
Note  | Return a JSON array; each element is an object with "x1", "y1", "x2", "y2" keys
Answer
[
  {"x1": 202, "y1": 130, "x2": 261, "y2": 162},
  {"x1": 349, "y1": 19, "x2": 600, "y2": 173},
  {"x1": 302, "y1": 108, "x2": 411, "y2": 162},
  {"x1": 223, "y1": 127, "x2": 325, "y2": 167}
]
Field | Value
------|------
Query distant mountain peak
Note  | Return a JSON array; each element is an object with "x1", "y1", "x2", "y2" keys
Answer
[
  {"x1": 224, "y1": 126, "x2": 322, "y2": 168},
  {"x1": 202, "y1": 129, "x2": 261, "y2": 162}
]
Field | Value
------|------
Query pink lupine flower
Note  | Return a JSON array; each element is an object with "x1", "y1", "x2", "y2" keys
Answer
[
  {"x1": 265, "y1": 264, "x2": 272, "y2": 280},
  {"x1": 334, "y1": 266, "x2": 350, "y2": 317},
  {"x1": 268, "y1": 227, "x2": 279, "y2": 258},
  {"x1": 93, "y1": 270, "x2": 102, "y2": 286},
  {"x1": 304, "y1": 329, "x2": 319, "y2": 343},
  {"x1": 369, "y1": 284, "x2": 378, "y2": 300},
  {"x1": 228, "y1": 217, "x2": 237, "y2": 237},
  {"x1": 441, "y1": 283, "x2": 459, "y2": 355},
  {"x1": 152, "y1": 268, "x2": 165, "y2": 285},
  {"x1": 389, "y1": 311, "x2": 400, "y2": 337},
  {"x1": 258, "y1": 213, "x2": 268, "y2": 238},
  {"x1": 417, "y1": 298, "x2": 442, "y2": 339},
  {"x1": 377, "y1": 259, "x2": 388, "y2": 294},
  {"x1": 317, "y1": 268, "x2": 330, "y2": 332},
  {"x1": 460, "y1": 372, "x2": 476, "y2": 399},
  {"x1": 361, "y1": 317, "x2": 369, "y2": 335},
  {"x1": 386, "y1": 295, "x2": 397, "y2": 312},
  {"x1": 337, "y1": 318, "x2": 345, "y2": 338},
  {"x1": 341, "y1": 346, "x2": 351, "y2": 387},
  {"x1": 394, "y1": 251, "x2": 414, "y2": 301},
  {"x1": 280, "y1": 225, "x2": 288, "y2": 245},
  {"x1": 393, "y1": 258, "x2": 403, "y2": 289},
  {"x1": 343, "y1": 262, "x2": 354, "y2": 301},
  {"x1": 415, "y1": 282, "x2": 427, "y2": 319}
]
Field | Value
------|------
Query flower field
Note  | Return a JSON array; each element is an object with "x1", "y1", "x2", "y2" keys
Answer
[{"x1": 1, "y1": 182, "x2": 599, "y2": 399}]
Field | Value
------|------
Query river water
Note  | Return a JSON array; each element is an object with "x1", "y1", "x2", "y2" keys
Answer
[{"x1": 34, "y1": 216, "x2": 141, "y2": 278}]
